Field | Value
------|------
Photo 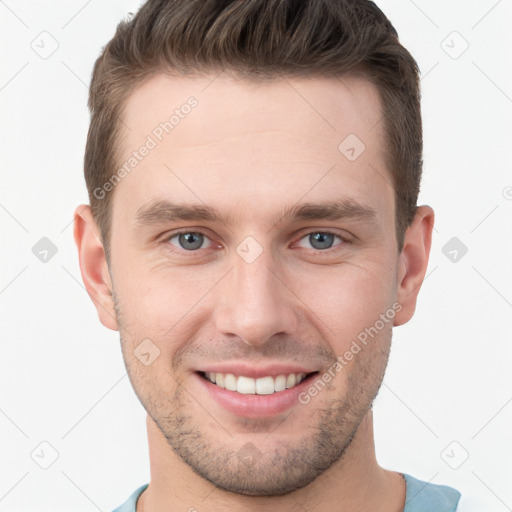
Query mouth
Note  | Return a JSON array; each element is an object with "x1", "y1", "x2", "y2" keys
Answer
[{"x1": 197, "y1": 370, "x2": 319, "y2": 396}]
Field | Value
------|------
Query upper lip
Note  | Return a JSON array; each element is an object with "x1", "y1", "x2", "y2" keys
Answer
[{"x1": 197, "y1": 363, "x2": 317, "y2": 379}]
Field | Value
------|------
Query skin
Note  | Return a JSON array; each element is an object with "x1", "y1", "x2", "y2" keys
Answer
[{"x1": 74, "y1": 73, "x2": 434, "y2": 512}]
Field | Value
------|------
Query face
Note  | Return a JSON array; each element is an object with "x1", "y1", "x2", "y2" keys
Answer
[{"x1": 87, "y1": 73, "x2": 419, "y2": 495}]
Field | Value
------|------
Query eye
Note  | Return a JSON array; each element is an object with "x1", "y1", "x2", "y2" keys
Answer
[
  {"x1": 162, "y1": 229, "x2": 347, "y2": 255},
  {"x1": 295, "y1": 231, "x2": 344, "y2": 251},
  {"x1": 167, "y1": 231, "x2": 212, "y2": 251}
]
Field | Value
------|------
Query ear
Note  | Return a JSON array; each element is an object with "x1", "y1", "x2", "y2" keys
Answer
[
  {"x1": 394, "y1": 205, "x2": 435, "y2": 327},
  {"x1": 73, "y1": 205, "x2": 118, "y2": 331}
]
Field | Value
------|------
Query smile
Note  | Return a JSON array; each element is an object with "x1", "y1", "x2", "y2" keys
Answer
[{"x1": 200, "y1": 371, "x2": 316, "y2": 395}]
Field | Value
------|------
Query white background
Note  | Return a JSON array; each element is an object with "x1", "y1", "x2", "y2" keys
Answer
[{"x1": 0, "y1": 0, "x2": 511, "y2": 510}]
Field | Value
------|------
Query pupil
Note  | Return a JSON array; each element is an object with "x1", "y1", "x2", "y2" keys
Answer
[
  {"x1": 311, "y1": 232, "x2": 334, "y2": 250},
  {"x1": 180, "y1": 233, "x2": 203, "y2": 250}
]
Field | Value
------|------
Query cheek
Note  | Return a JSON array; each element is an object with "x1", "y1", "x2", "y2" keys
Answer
[
  {"x1": 294, "y1": 261, "x2": 396, "y2": 345},
  {"x1": 115, "y1": 263, "x2": 219, "y2": 352},
  {"x1": 115, "y1": 256, "x2": 180, "y2": 314},
  {"x1": 121, "y1": 345, "x2": 178, "y2": 414}
]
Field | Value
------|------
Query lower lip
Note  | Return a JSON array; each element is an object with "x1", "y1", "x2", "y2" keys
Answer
[{"x1": 195, "y1": 372, "x2": 316, "y2": 418}]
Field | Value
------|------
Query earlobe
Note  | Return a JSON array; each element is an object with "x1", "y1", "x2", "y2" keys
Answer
[
  {"x1": 73, "y1": 205, "x2": 118, "y2": 331},
  {"x1": 394, "y1": 205, "x2": 435, "y2": 327}
]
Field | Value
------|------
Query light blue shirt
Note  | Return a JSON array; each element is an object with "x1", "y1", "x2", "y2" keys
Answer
[{"x1": 112, "y1": 473, "x2": 461, "y2": 511}]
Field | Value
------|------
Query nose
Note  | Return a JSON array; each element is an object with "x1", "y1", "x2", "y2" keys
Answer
[{"x1": 213, "y1": 245, "x2": 299, "y2": 347}]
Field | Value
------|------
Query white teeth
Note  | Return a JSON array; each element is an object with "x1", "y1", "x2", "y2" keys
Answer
[
  {"x1": 204, "y1": 371, "x2": 309, "y2": 395},
  {"x1": 274, "y1": 375, "x2": 287, "y2": 392},
  {"x1": 237, "y1": 376, "x2": 256, "y2": 394},
  {"x1": 224, "y1": 373, "x2": 237, "y2": 391},
  {"x1": 286, "y1": 373, "x2": 296, "y2": 389},
  {"x1": 255, "y1": 376, "x2": 275, "y2": 395}
]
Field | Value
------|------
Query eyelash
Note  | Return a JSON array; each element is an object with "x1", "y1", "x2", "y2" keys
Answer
[{"x1": 162, "y1": 229, "x2": 350, "y2": 256}]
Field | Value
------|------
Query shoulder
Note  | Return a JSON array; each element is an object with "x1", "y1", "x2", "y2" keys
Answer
[
  {"x1": 403, "y1": 473, "x2": 461, "y2": 512},
  {"x1": 111, "y1": 484, "x2": 149, "y2": 512}
]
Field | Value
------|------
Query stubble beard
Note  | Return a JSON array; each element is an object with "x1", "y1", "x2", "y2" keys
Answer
[{"x1": 114, "y1": 291, "x2": 391, "y2": 496}]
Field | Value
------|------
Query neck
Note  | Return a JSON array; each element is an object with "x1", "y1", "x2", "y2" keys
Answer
[{"x1": 137, "y1": 409, "x2": 405, "y2": 512}]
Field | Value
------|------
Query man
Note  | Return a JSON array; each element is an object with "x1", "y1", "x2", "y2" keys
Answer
[{"x1": 74, "y1": 0, "x2": 461, "y2": 510}]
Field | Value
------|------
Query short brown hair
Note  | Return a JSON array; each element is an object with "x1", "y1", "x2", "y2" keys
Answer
[{"x1": 85, "y1": 0, "x2": 422, "y2": 258}]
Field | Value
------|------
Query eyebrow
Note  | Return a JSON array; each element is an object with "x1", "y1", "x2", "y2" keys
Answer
[{"x1": 134, "y1": 198, "x2": 377, "y2": 228}]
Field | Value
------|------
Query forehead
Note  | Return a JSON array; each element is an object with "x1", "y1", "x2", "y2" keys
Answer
[
  {"x1": 113, "y1": 72, "x2": 393, "y2": 226},
  {"x1": 120, "y1": 72, "x2": 383, "y2": 147}
]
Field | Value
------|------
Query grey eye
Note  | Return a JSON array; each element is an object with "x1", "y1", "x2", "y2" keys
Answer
[
  {"x1": 296, "y1": 232, "x2": 342, "y2": 251},
  {"x1": 169, "y1": 232, "x2": 210, "y2": 251}
]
